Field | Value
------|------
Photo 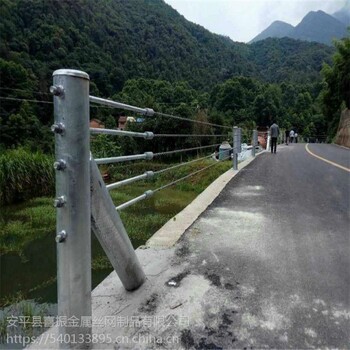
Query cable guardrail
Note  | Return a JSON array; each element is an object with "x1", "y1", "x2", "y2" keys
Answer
[
  {"x1": 50, "y1": 69, "x2": 259, "y2": 347},
  {"x1": 106, "y1": 151, "x2": 228, "y2": 192},
  {"x1": 90, "y1": 95, "x2": 155, "y2": 116},
  {"x1": 0, "y1": 95, "x2": 132, "y2": 109},
  {"x1": 0, "y1": 87, "x2": 52, "y2": 95},
  {"x1": 106, "y1": 171, "x2": 155, "y2": 191},
  {"x1": 153, "y1": 133, "x2": 229, "y2": 138},
  {"x1": 89, "y1": 94, "x2": 231, "y2": 130},
  {"x1": 154, "y1": 111, "x2": 232, "y2": 130},
  {"x1": 115, "y1": 154, "x2": 231, "y2": 211},
  {"x1": 91, "y1": 128, "x2": 228, "y2": 139},
  {"x1": 154, "y1": 153, "x2": 216, "y2": 175},
  {"x1": 95, "y1": 144, "x2": 224, "y2": 165},
  {"x1": 153, "y1": 155, "x2": 231, "y2": 193},
  {"x1": 153, "y1": 143, "x2": 222, "y2": 157},
  {"x1": 90, "y1": 127, "x2": 154, "y2": 139},
  {"x1": 0, "y1": 96, "x2": 53, "y2": 104},
  {"x1": 106, "y1": 152, "x2": 218, "y2": 191},
  {"x1": 95, "y1": 152, "x2": 154, "y2": 165}
]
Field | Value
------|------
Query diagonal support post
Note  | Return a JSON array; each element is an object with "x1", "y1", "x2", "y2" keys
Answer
[{"x1": 90, "y1": 158, "x2": 146, "y2": 291}]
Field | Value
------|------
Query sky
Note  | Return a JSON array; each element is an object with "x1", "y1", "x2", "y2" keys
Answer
[{"x1": 164, "y1": 0, "x2": 348, "y2": 43}]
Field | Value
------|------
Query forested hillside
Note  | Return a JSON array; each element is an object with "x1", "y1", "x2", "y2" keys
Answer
[
  {"x1": 0, "y1": 0, "x2": 254, "y2": 94},
  {"x1": 0, "y1": 0, "x2": 342, "y2": 151},
  {"x1": 249, "y1": 38, "x2": 333, "y2": 83}
]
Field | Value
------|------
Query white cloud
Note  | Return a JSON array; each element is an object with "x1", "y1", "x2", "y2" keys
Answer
[{"x1": 164, "y1": 0, "x2": 348, "y2": 42}]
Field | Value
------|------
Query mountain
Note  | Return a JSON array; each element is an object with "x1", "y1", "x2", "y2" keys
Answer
[
  {"x1": 249, "y1": 37, "x2": 333, "y2": 83},
  {"x1": 0, "y1": 0, "x2": 336, "y2": 151},
  {"x1": 251, "y1": 9, "x2": 348, "y2": 45},
  {"x1": 332, "y1": 5, "x2": 350, "y2": 26},
  {"x1": 290, "y1": 10, "x2": 348, "y2": 45},
  {"x1": 250, "y1": 21, "x2": 294, "y2": 43}
]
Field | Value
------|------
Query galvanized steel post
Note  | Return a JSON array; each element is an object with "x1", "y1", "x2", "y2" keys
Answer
[
  {"x1": 52, "y1": 69, "x2": 91, "y2": 348},
  {"x1": 252, "y1": 130, "x2": 258, "y2": 157},
  {"x1": 90, "y1": 159, "x2": 146, "y2": 290},
  {"x1": 266, "y1": 130, "x2": 271, "y2": 152},
  {"x1": 233, "y1": 126, "x2": 241, "y2": 170}
]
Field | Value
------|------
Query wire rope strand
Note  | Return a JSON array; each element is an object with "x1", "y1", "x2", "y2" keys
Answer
[
  {"x1": 0, "y1": 95, "x2": 127, "y2": 110},
  {"x1": 0, "y1": 87, "x2": 52, "y2": 95},
  {"x1": 0, "y1": 96, "x2": 53, "y2": 104},
  {"x1": 153, "y1": 155, "x2": 231, "y2": 193},
  {"x1": 153, "y1": 143, "x2": 222, "y2": 157},
  {"x1": 154, "y1": 153, "x2": 215, "y2": 175},
  {"x1": 153, "y1": 133, "x2": 229, "y2": 138},
  {"x1": 154, "y1": 111, "x2": 231, "y2": 130}
]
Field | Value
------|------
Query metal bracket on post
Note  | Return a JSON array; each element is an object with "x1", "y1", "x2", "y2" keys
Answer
[
  {"x1": 252, "y1": 130, "x2": 258, "y2": 157},
  {"x1": 52, "y1": 69, "x2": 91, "y2": 348},
  {"x1": 233, "y1": 126, "x2": 241, "y2": 170}
]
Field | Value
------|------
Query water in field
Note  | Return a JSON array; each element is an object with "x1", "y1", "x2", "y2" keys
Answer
[
  {"x1": 0, "y1": 160, "x2": 227, "y2": 307},
  {"x1": 0, "y1": 232, "x2": 113, "y2": 306}
]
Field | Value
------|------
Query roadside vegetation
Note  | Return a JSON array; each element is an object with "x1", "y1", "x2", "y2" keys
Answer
[
  {"x1": 0, "y1": 151, "x2": 231, "y2": 305},
  {"x1": 0, "y1": 155, "x2": 230, "y2": 256},
  {"x1": 0, "y1": 149, "x2": 54, "y2": 206}
]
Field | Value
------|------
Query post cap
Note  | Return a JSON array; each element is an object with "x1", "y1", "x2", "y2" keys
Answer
[{"x1": 53, "y1": 69, "x2": 89, "y2": 80}]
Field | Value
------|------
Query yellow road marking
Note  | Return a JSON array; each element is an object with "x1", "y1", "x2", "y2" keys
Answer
[{"x1": 305, "y1": 144, "x2": 350, "y2": 173}]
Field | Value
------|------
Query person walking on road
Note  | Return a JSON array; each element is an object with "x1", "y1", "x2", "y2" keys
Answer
[
  {"x1": 285, "y1": 129, "x2": 289, "y2": 145},
  {"x1": 295, "y1": 132, "x2": 298, "y2": 143},
  {"x1": 289, "y1": 129, "x2": 295, "y2": 143},
  {"x1": 270, "y1": 121, "x2": 280, "y2": 154}
]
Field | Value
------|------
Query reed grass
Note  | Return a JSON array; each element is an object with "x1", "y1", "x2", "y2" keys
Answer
[{"x1": 0, "y1": 149, "x2": 54, "y2": 205}]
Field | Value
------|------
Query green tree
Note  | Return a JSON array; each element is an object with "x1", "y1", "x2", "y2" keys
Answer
[
  {"x1": 253, "y1": 85, "x2": 282, "y2": 126},
  {"x1": 321, "y1": 34, "x2": 350, "y2": 137}
]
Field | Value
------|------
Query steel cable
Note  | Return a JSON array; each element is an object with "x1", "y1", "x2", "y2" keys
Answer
[
  {"x1": 153, "y1": 133, "x2": 229, "y2": 138},
  {"x1": 153, "y1": 143, "x2": 222, "y2": 157},
  {"x1": 154, "y1": 111, "x2": 231, "y2": 130},
  {"x1": 0, "y1": 96, "x2": 53, "y2": 104},
  {"x1": 154, "y1": 153, "x2": 216, "y2": 174},
  {"x1": 153, "y1": 155, "x2": 231, "y2": 193}
]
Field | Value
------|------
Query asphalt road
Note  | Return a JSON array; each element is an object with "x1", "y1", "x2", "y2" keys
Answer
[
  {"x1": 174, "y1": 143, "x2": 350, "y2": 349},
  {"x1": 307, "y1": 143, "x2": 350, "y2": 169}
]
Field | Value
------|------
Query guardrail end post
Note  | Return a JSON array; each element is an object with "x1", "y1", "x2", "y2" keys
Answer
[
  {"x1": 232, "y1": 126, "x2": 241, "y2": 170},
  {"x1": 53, "y1": 69, "x2": 91, "y2": 348}
]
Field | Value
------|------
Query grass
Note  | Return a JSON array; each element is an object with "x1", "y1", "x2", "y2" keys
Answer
[
  {"x1": 0, "y1": 149, "x2": 54, "y2": 205},
  {"x1": 0, "y1": 197, "x2": 55, "y2": 256},
  {"x1": 111, "y1": 158, "x2": 231, "y2": 247},
  {"x1": 0, "y1": 298, "x2": 57, "y2": 339},
  {"x1": 0, "y1": 156, "x2": 231, "y2": 306},
  {"x1": 0, "y1": 158, "x2": 231, "y2": 256}
]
